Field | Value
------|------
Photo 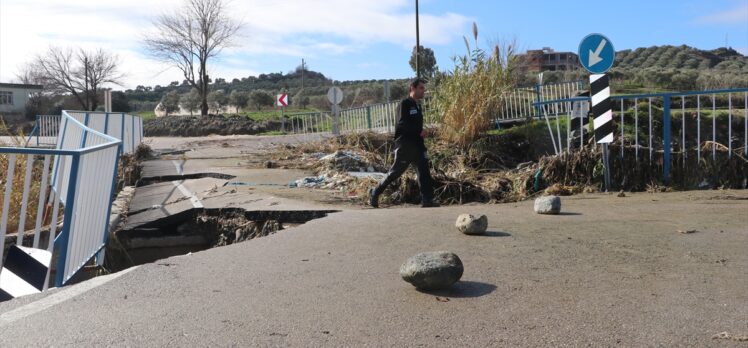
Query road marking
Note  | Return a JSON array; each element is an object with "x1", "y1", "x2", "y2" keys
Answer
[
  {"x1": 172, "y1": 181, "x2": 204, "y2": 208},
  {"x1": 172, "y1": 160, "x2": 184, "y2": 175},
  {"x1": 0, "y1": 266, "x2": 139, "y2": 327}
]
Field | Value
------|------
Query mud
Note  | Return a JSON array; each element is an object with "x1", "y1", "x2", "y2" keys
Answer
[{"x1": 144, "y1": 115, "x2": 285, "y2": 137}]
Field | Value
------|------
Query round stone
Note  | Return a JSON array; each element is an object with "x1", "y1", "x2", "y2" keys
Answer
[
  {"x1": 400, "y1": 251, "x2": 464, "y2": 290},
  {"x1": 455, "y1": 214, "x2": 488, "y2": 235},
  {"x1": 534, "y1": 195, "x2": 561, "y2": 214}
]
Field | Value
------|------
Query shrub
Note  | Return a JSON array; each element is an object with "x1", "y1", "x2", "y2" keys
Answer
[{"x1": 430, "y1": 23, "x2": 517, "y2": 149}]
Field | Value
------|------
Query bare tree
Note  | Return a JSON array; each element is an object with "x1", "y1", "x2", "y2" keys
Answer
[
  {"x1": 144, "y1": 0, "x2": 241, "y2": 116},
  {"x1": 32, "y1": 47, "x2": 122, "y2": 111}
]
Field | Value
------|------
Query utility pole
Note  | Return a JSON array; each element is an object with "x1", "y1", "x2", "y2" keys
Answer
[
  {"x1": 415, "y1": 0, "x2": 420, "y2": 79},
  {"x1": 301, "y1": 58, "x2": 305, "y2": 91}
]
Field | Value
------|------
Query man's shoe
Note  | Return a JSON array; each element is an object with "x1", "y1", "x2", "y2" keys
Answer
[
  {"x1": 369, "y1": 188, "x2": 379, "y2": 208},
  {"x1": 421, "y1": 201, "x2": 440, "y2": 208}
]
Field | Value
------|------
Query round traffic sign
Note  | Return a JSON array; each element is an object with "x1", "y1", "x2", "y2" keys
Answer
[
  {"x1": 578, "y1": 33, "x2": 615, "y2": 74},
  {"x1": 327, "y1": 86, "x2": 344, "y2": 105}
]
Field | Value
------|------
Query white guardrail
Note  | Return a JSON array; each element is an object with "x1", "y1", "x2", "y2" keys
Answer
[{"x1": 1, "y1": 110, "x2": 142, "y2": 296}]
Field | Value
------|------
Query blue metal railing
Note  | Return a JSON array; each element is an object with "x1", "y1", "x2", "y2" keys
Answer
[
  {"x1": 0, "y1": 110, "x2": 128, "y2": 289},
  {"x1": 532, "y1": 88, "x2": 748, "y2": 185}
]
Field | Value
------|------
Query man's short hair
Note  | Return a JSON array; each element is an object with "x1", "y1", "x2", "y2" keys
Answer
[{"x1": 409, "y1": 78, "x2": 426, "y2": 89}]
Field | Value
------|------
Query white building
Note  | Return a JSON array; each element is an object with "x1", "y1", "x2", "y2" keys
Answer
[{"x1": 0, "y1": 83, "x2": 44, "y2": 114}]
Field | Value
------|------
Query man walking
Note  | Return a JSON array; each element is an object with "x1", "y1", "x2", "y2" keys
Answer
[{"x1": 369, "y1": 78, "x2": 438, "y2": 208}]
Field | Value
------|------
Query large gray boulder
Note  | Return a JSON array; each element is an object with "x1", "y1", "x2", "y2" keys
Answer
[
  {"x1": 400, "y1": 251, "x2": 464, "y2": 290},
  {"x1": 455, "y1": 214, "x2": 488, "y2": 235},
  {"x1": 534, "y1": 195, "x2": 561, "y2": 214}
]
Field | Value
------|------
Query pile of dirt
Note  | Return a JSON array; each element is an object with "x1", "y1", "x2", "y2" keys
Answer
[
  {"x1": 144, "y1": 115, "x2": 285, "y2": 137},
  {"x1": 117, "y1": 143, "x2": 151, "y2": 190}
]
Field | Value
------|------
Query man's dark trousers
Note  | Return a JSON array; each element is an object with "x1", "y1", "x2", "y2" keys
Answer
[{"x1": 372, "y1": 142, "x2": 433, "y2": 203}]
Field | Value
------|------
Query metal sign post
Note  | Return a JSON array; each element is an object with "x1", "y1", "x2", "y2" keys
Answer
[
  {"x1": 277, "y1": 92, "x2": 288, "y2": 132},
  {"x1": 327, "y1": 86, "x2": 343, "y2": 135},
  {"x1": 579, "y1": 33, "x2": 615, "y2": 192}
]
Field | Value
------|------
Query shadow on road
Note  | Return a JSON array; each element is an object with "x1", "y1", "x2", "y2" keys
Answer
[
  {"x1": 418, "y1": 281, "x2": 497, "y2": 298},
  {"x1": 482, "y1": 231, "x2": 512, "y2": 237}
]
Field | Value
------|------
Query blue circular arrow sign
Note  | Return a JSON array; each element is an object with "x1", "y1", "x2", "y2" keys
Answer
[{"x1": 578, "y1": 33, "x2": 615, "y2": 74}]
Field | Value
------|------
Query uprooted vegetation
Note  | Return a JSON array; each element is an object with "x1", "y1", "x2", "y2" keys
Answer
[
  {"x1": 274, "y1": 128, "x2": 541, "y2": 206},
  {"x1": 272, "y1": 122, "x2": 748, "y2": 207}
]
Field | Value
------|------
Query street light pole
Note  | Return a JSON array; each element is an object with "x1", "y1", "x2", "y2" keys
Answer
[{"x1": 415, "y1": 0, "x2": 420, "y2": 79}]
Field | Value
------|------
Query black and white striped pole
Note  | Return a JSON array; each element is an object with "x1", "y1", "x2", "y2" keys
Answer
[
  {"x1": 590, "y1": 73, "x2": 614, "y2": 191},
  {"x1": 579, "y1": 33, "x2": 616, "y2": 192},
  {"x1": 0, "y1": 245, "x2": 52, "y2": 301}
]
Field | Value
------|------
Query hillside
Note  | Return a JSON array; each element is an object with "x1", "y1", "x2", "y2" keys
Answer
[
  {"x1": 516, "y1": 45, "x2": 747, "y2": 91},
  {"x1": 614, "y1": 45, "x2": 747, "y2": 70}
]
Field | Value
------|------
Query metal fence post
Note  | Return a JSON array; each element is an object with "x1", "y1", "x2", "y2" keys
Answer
[
  {"x1": 131, "y1": 114, "x2": 135, "y2": 152},
  {"x1": 534, "y1": 84, "x2": 542, "y2": 116},
  {"x1": 81, "y1": 113, "x2": 90, "y2": 147},
  {"x1": 366, "y1": 106, "x2": 372, "y2": 129},
  {"x1": 98, "y1": 145, "x2": 122, "y2": 266},
  {"x1": 55, "y1": 153, "x2": 81, "y2": 287},
  {"x1": 104, "y1": 112, "x2": 110, "y2": 135},
  {"x1": 121, "y1": 113, "x2": 126, "y2": 154},
  {"x1": 663, "y1": 95, "x2": 671, "y2": 185}
]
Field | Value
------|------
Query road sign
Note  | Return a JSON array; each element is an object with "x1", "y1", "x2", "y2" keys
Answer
[
  {"x1": 327, "y1": 86, "x2": 343, "y2": 105},
  {"x1": 277, "y1": 93, "x2": 288, "y2": 107},
  {"x1": 590, "y1": 74, "x2": 614, "y2": 143},
  {"x1": 578, "y1": 33, "x2": 615, "y2": 74}
]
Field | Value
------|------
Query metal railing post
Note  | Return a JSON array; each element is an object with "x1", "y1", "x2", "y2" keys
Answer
[
  {"x1": 98, "y1": 145, "x2": 123, "y2": 266},
  {"x1": 662, "y1": 96, "x2": 671, "y2": 185},
  {"x1": 104, "y1": 112, "x2": 110, "y2": 135},
  {"x1": 366, "y1": 106, "x2": 372, "y2": 129},
  {"x1": 55, "y1": 153, "x2": 81, "y2": 287},
  {"x1": 534, "y1": 84, "x2": 542, "y2": 117}
]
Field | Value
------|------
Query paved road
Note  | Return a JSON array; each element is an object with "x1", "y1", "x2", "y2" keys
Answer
[
  {"x1": 0, "y1": 135, "x2": 746, "y2": 346},
  {"x1": 1, "y1": 190, "x2": 746, "y2": 346}
]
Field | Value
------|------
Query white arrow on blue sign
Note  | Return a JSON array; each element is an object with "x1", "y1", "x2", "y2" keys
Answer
[{"x1": 578, "y1": 33, "x2": 615, "y2": 74}]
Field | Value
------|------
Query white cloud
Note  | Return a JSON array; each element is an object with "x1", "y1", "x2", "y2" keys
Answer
[
  {"x1": 695, "y1": 3, "x2": 748, "y2": 24},
  {"x1": 0, "y1": 0, "x2": 470, "y2": 89}
]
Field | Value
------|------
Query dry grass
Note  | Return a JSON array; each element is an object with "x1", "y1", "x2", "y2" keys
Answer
[
  {"x1": 276, "y1": 131, "x2": 541, "y2": 206},
  {"x1": 0, "y1": 118, "x2": 50, "y2": 235},
  {"x1": 431, "y1": 23, "x2": 517, "y2": 150}
]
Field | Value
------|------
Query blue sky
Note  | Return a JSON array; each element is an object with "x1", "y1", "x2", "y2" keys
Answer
[{"x1": 0, "y1": 0, "x2": 746, "y2": 89}]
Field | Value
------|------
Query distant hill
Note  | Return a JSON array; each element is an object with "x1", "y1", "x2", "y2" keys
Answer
[
  {"x1": 516, "y1": 45, "x2": 748, "y2": 91},
  {"x1": 124, "y1": 66, "x2": 410, "y2": 113}
]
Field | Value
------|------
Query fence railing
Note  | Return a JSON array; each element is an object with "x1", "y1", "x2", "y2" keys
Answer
[
  {"x1": 339, "y1": 102, "x2": 399, "y2": 134},
  {"x1": 280, "y1": 102, "x2": 400, "y2": 136},
  {"x1": 497, "y1": 80, "x2": 585, "y2": 121},
  {"x1": 26, "y1": 115, "x2": 61, "y2": 147},
  {"x1": 533, "y1": 88, "x2": 748, "y2": 185},
  {"x1": 1, "y1": 110, "x2": 123, "y2": 291},
  {"x1": 282, "y1": 111, "x2": 333, "y2": 135},
  {"x1": 29, "y1": 112, "x2": 143, "y2": 154}
]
